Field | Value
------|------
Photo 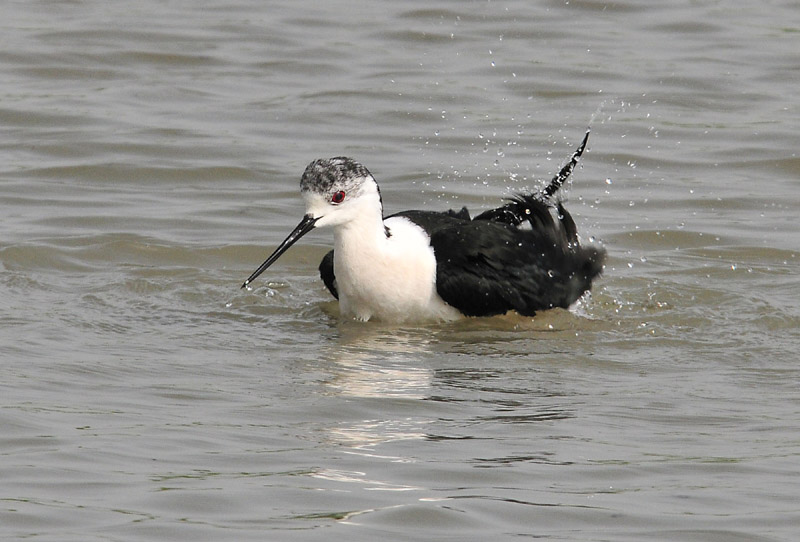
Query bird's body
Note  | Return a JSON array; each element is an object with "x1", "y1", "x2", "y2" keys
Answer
[
  {"x1": 243, "y1": 130, "x2": 605, "y2": 323},
  {"x1": 328, "y1": 213, "x2": 462, "y2": 322}
]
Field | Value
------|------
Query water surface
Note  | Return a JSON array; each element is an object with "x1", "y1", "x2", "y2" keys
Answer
[{"x1": 1, "y1": 1, "x2": 798, "y2": 540}]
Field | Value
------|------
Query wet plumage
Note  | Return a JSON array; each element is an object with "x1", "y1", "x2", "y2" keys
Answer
[{"x1": 243, "y1": 130, "x2": 605, "y2": 323}]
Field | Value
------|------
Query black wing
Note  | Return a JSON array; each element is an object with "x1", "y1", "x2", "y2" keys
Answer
[
  {"x1": 473, "y1": 128, "x2": 590, "y2": 226},
  {"x1": 429, "y1": 211, "x2": 604, "y2": 317},
  {"x1": 406, "y1": 129, "x2": 602, "y2": 316},
  {"x1": 319, "y1": 249, "x2": 337, "y2": 299}
]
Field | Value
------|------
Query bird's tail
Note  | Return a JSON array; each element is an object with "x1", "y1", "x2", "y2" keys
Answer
[
  {"x1": 541, "y1": 128, "x2": 590, "y2": 199},
  {"x1": 473, "y1": 129, "x2": 591, "y2": 228}
]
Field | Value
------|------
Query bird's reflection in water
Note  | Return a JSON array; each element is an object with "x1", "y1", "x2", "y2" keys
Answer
[
  {"x1": 306, "y1": 324, "x2": 438, "y2": 495},
  {"x1": 318, "y1": 323, "x2": 435, "y2": 452},
  {"x1": 322, "y1": 323, "x2": 434, "y2": 400}
]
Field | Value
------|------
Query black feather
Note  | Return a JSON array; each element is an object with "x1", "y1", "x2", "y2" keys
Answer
[
  {"x1": 428, "y1": 217, "x2": 603, "y2": 317},
  {"x1": 319, "y1": 249, "x2": 337, "y2": 299}
]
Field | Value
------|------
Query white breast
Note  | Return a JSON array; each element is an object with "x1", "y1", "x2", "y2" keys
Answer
[{"x1": 332, "y1": 216, "x2": 461, "y2": 323}]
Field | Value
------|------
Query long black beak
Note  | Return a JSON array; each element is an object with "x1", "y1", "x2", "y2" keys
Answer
[{"x1": 241, "y1": 214, "x2": 320, "y2": 288}]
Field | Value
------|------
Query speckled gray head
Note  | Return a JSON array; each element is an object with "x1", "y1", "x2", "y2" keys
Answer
[{"x1": 300, "y1": 157, "x2": 374, "y2": 197}]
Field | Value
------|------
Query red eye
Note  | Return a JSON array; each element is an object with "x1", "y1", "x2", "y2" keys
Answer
[{"x1": 331, "y1": 191, "x2": 346, "y2": 204}]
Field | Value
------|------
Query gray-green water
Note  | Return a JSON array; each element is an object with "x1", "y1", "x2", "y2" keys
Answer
[{"x1": 2, "y1": 1, "x2": 798, "y2": 540}]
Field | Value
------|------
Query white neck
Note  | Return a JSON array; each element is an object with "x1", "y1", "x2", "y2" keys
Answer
[{"x1": 332, "y1": 191, "x2": 388, "y2": 278}]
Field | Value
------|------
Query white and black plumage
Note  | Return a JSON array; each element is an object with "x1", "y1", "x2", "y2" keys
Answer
[{"x1": 242, "y1": 130, "x2": 605, "y2": 323}]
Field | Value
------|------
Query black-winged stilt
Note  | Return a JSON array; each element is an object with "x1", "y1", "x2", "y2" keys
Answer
[{"x1": 242, "y1": 130, "x2": 605, "y2": 323}]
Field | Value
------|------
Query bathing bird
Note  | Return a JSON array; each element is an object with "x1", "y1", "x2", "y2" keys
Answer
[{"x1": 242, "y1": 130, "x2": 605, "y2": 323}]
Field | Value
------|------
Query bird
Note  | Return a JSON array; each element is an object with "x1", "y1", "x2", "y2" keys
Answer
[{"x1": 242, "y1": 130, "x2": 605, "y2": 323}]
